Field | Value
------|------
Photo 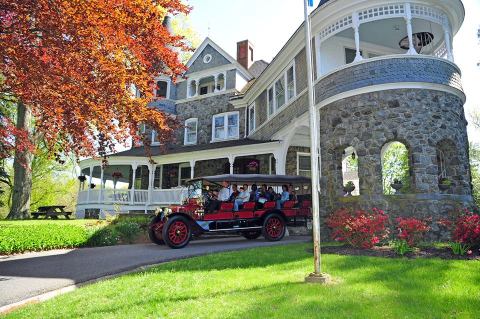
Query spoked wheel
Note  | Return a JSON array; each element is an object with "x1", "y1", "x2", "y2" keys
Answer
[
  {"x1": 162, "y1": 215, "x2": 191, "y2": 249},
  {"x1": 148, "y1": 219, "x2": 165, "y2": 245},
  {"x1": 262, "y1": 213, "x2": 286, "y2": 241},
  {"x1": 242, "y1": 230, "x2": 262, "y2": 240}
]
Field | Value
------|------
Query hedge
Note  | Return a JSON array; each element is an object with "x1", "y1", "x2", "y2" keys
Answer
[{"x1": 0, "y1": 218, "x2": 150, "y2": 255}]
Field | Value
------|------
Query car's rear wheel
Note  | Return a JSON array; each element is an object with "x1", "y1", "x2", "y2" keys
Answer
[
  {"x1": 262, "y1": 213, "x2": 286, "y2": 241},
  {"x1": 242, "y1": 230, "x2": 262, "y2": 240},
  {"x1": 162, "y1": 215, "x2": 191, "y2": 249}
]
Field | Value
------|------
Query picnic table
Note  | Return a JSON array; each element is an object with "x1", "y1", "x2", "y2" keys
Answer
[{"x1": 31, "y1": 206, "x2": 72, "y2": 219}]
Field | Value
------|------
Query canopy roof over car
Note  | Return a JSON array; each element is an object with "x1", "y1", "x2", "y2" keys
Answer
[{"x1": 188, "y1": 174, "x2": 311, "y2": 185}]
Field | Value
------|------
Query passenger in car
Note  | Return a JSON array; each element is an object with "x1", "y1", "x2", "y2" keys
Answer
[
  {"x1": 205, "y1": 190, "x2": 220, "y2": 213},
  {"x1": 229, "y1": 184, "x2": 239, "y2": 202},
  {"x1": 266, "y1": 186, "x2": 277, "y2": 201},
  {"x1": 249, "y1": 184, "x2": 259, "y2": 202},
  {"x1": 276, "y1": 185, "x2": 290, "y2": 209},
  {"x1": 234, "y1": 186, "x2": 250, "y2": 211},
  {"x1": 288, "y1": 184, "x2": 297, "y2": 201}
]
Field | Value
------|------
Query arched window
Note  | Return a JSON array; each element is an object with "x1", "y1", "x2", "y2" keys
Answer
[
  {"x1": 436, "y1": 139, "x2": 458, "y2": 192},
  {"x1": 381, "y1": 141, "x2": 411, "y2": 194},
  {"x1": 341, "y1": 146, "x2": 359, "y2": 196},
  {"x1": 184, "y1": 118, "x2": 198, "y2": 145}
]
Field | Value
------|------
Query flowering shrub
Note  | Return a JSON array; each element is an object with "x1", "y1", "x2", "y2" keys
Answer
[
  {"x1": 326, "y1": 208, "x2": 389, "y2": 249},
  {"x1": 395, "y1": 217, "x2": 430, "y2": 247},
  {"x1": 439, "y1": 209, "x2": 480, "y2": 248}
]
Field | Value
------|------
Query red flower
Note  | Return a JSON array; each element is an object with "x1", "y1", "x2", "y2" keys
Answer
[
  {"x1": 395, "y1": 217, "x2": 430, "y2": 247},
  {"x1": 326, "y1": 208, "x2": 389, "y2": 249}
]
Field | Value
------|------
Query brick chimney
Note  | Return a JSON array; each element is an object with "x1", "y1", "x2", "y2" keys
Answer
[{"x1": 237, "y1": 40, "x2": 254, "y2": 70}]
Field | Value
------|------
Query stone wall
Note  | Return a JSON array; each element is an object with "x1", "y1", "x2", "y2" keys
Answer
[
  {"x1": 286, "y1": 146, "x2": 310, "y2": 175},
  {"x1": 317, "y1": 88, "x2": 474, "y2": 240},
  {"x1": 319, "y1": 89, "x2": 471, "y2": 196},
  {"x1": 319, "y1": 194, "x2": 475, "y2": 241},
  {"x1": 175, "y1": 93, "x2": 246, "y2": 145}
]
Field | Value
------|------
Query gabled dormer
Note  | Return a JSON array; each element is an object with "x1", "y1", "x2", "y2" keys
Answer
[{"x1": 176, "y1": 38, "x2": 253, "y2": 101}]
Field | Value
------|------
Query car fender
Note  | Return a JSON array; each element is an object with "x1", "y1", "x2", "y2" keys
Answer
[{"x1": 261, "y1": 209, "x2": 286, "y2": 222}]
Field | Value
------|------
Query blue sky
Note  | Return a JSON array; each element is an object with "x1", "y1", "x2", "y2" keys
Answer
[{"x1": 186, "y1": 0, "x2": 480, "y2": 142}]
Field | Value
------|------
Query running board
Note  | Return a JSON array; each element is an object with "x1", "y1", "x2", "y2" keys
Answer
[{"x1": 208, "y1": 226, "x2": 262, "y2": 232}]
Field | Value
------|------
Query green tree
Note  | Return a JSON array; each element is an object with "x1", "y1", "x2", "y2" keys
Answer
[
  {"x1": 382, "y1": 142, "x2": 411, "y2": 195},
  {"x1": 470, "y1": 143, "x2": 480, "y2": 206},
  {"x1": 0, "y1": 143, "x2": 77, "y2": 218}
]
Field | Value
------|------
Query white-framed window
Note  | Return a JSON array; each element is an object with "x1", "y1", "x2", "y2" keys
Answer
[
  {"x1": 139, "y1": 123, "x2": 160, "y2": 145},
  {"x1": 178, "y1": 163, "x2": 191, "y2": 186},
  {"x1": 212, "y1": 111, "x2": 239, "y2": 141},
  {"x1": 297, "y1": 152, "x2": 311, "y2": 177},
  {"x1": 248, "y1": 103, "x2": 255, "y2": 134},
  {"x1": 267, "y1": 61, "x2": 296, "y2": 118},
  {"x1": 184, "y1": 118, "x2": 198, "y2": 145},
  {"x1": 155, "y1": 80, "x2": 169, "y2": 98}
]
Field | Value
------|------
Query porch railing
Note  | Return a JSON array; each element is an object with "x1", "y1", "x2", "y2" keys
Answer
[
  {"x1": 151, "y1": 188, "x2": 187, "y2": 205},
  {"x1": 77, "y1": 188, "x2": 187, "y2": 205}
]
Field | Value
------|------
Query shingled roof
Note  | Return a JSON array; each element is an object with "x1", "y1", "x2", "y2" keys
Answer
[{"x1": 110, "y1": 139, "x2": 279, "y2": 157}]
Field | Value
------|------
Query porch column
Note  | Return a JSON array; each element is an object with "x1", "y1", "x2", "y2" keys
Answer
[
  {"x1": 87, "y1": 166, "x2": 93, "y2": 203},
  {"x1": 404, "y1": 3, "x2": 418, "y2": 55},
  {"x1": 194, "y1": 80, "x2": 199, "y2": 96},
  {"x1": 274, "y1": 151, "x2": 286, "y2": 175},
  {"x1": 130, "y1": 164, "x2": 137, "y2": 205},
  {"x1": 99, "y1": 166, "x2": 104, "y2": 203},
  {"x1": 147, "y1": 164, "x2": 154, "y2": 205},
  {"x1": 190, "y1": 160, "x2": 196, "y2": 179},
  {"x1": 314, "y1": 35, "x2": 322, "y2": 78},
  {"x1": 443, "y1": 17, "x2": 454, "y2": 62},
  {"x1": 352, "y1": 12, "x2": 363, "y2": 62},
  {"x1": 228, "y1": 156, "x2": 235, "y2": 174}
]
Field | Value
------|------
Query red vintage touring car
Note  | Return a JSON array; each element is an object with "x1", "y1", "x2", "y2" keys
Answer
[{"x1": 148, "y1": 174, "x2": 312, "y2": 249}]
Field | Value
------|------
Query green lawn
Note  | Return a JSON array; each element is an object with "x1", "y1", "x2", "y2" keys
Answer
[{"x1": 4, "y1": 243, "x2": 479, "y2": 319}]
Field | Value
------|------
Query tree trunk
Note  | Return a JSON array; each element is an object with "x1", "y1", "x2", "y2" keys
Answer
[{"x1": 7, "y1": 103, "x2": 33, "y2": 219}]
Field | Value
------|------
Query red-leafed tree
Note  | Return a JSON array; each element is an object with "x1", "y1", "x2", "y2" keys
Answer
[{"x1": 1, "y1": 0, "x2": 190, "y2": 218}]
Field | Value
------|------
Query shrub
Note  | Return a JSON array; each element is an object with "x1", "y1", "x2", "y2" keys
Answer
[
  {"x1": 85, "y1": 227, "x2": 119, "y2": 247},
  {"x1": 439, "y1": 209, "x2": 480, "y2": 249},
  {"x1": 392, "y1": 240, "x2": 413, "y2": 256},
  {"x1": 326, "y1": 207, "x2": 389, "y2": 249},
  {"x1": 115, "y1": 221, "x2": 141, "y2": 244},
  {"x1": 394, "y1": 217, "x2": 430, "y2": 247}
]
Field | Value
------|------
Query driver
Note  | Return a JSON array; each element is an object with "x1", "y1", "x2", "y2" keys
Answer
[{"x1": 218, "y1": 181, "x2": 231, "y2": 202}]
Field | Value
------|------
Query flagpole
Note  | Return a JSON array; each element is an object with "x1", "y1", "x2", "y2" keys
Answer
[{"x1": 303, "y1": 0, "x2": 328, "y2": 283}]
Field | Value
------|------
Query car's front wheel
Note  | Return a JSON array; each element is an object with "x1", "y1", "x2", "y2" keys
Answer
[
  {"x1": 262, "y1": 213, "x2": 286, "y2": 241},
  {"x1": 148, "y1": 215, "x2": 165, "y2": 245},
  {"x1": 162, "y1": 215, "x2": 191, "y2": 249},
  {"x1": 242, "y1": 230, "x2": 262, "y2": 240}
]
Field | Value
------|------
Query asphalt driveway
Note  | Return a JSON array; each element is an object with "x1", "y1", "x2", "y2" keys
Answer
[{"x1": 0, "y1": 236, "x2": 310, "y2": 308}]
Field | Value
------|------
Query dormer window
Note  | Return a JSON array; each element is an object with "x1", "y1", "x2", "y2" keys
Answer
[
  {"x1": 212, "y1": 111, "x2": 239, "y2": 141},
  {"x1": 187, "y1": 72, "x2": 227, "y2": 98},
  {"x1": 156, "y1": 80, "x2": 168, "y2": 98},
  {"x1": 184, "y1": 118, "x2": 198, "y2": 145}
]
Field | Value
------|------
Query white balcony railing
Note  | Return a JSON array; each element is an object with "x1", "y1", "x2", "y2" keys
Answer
[
  {"x1": 103, "y1": 189, "x2": 131, "y2": 204},
  {"x1": 151, "y1": 188, "x2": 187, "y2": 205},
  {"x1": 77, "y1": 188, "x2": 187, "y2": 206}
]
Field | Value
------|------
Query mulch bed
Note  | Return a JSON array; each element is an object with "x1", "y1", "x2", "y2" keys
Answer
[{"x1": 307, "y1": 245, "x2": 480, "y2": 260}]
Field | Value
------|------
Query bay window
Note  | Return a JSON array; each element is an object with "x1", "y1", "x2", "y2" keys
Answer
[
  {"x1": 184, "y1": 118, "x2": 198, "y2": 145},
  {"x1": 212, "y1": 112, "x2": 239, "y2": 141},
  {"x1": 267, "y1": 61, "x2": 296, "y2": 118}
]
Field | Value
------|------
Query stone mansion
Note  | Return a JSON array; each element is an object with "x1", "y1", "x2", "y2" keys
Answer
[{"x1": 76, "y1": 0, "x2": 474, "y2": 229}]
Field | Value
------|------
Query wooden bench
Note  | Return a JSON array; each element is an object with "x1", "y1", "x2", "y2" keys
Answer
[{"x1": 31, "y1": 206, "x2": 72, "y2": 219}]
